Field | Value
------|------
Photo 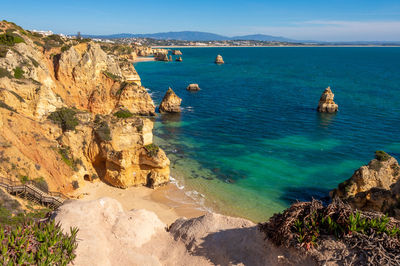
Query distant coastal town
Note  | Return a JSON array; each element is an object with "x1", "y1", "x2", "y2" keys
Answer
[{"x1": 29, "y1": 29, "x2": 400, "y2": 47}]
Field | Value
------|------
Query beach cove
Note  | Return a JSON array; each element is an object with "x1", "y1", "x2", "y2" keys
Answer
[{"x1": 135, "y1": 47, "x2": 400, "y2": 222}]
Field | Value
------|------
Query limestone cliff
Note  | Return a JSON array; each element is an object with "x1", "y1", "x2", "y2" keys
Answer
[
  {"x1": 317, "y1": 87, "x2": 338, "y2": 113},
  {"x1": 0, "y1": 21, "x2": 169, "y2": 192},
  {"x1": 331, "y1": 151, "x2": 400, "y2": 218}
]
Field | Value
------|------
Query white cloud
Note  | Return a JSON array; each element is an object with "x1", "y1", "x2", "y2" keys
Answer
[{"x1": 245, "y1": 21, "x2": 400, "y2": 41}]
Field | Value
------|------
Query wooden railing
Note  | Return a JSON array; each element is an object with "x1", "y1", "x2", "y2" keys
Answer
[{"x1": 0, "y1": 176, "x2": 68, "y2": 209}]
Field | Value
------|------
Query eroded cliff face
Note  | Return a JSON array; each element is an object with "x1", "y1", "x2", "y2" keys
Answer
[
  {"x1": 331, "y1": 153, "x2": 400, "y2": 218},
  {"x1": 0, "y1": 21, "x2": 169, "y2": 192}
]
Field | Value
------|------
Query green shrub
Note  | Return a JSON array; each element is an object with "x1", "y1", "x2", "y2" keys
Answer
[
  {"x1": 61, "y1": 44, "x2": 71, "y2": 52},
  {"x1": 113, "y1": 109, "x2": 133, "y2": 118},
  {"x1": 48, "y1": 107, "x2": 79, "y2": 132},
  {"x1": 103, "y1": 71, "x2": 121, "y2": 81},
  {"x1": 0, "y1": 220, "x2": 78, "y2": 264},
  {"x1": 0, "y1": 204, "x2": 50, "y2": 227},
  {"x1": 13, "y1": 67, "x2": 24, "y2": 79},
  {"x1": 375, "y1": 150, "x2": 391, "y2": 162},
  {"x1": 0, "y1": 32, "x2": 24, "y2": 46},
  {"x1": 58, "y1": 146, "x2": 75, "y2": 169},
  {"x1": 19, "y1": 175, "x2": 29, "y2": 183},
  {"x1": 144, "y1": 144, "x2": 159, "y2": 157}
]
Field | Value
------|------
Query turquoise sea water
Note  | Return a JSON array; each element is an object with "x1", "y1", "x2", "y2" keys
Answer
[{"x1": 135, "y1": 47, "x2": 400, "y2": 222}]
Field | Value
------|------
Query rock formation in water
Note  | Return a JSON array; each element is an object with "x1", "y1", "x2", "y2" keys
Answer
[
  {"x1": 172, "y1": 50, "x2": 182, "y2": 55},
  {"x1": 159, "y1": 88, "x2": 182, "y2": 113},
  {"x1": 186, "y1": 84, "x2": 200, "y2": 91},
  {"x1": 331, "y1": 151, "x2": 400, "y2": 218},
  {"x1": 215, "y1": 55, "x2": 224, "y2": 64},
  {"x1": 155, "y1": 52, "x2": 169, "y2": 62},
  {"x1": 176, "y1": 56, "x2": 182, "y2": 62},
  {"x1": 0, "y1": 21, "x2": 169, "y2": 192},
  {"x1": 317, "y1": 87, "x2": 338, "y2": 113},
  {"x1": 169, "y1": 55, "x2": 173, "y2": 62}
]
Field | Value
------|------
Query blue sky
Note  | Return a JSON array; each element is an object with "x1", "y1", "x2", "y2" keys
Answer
[{"x1": 1, "y1": 0, "x2": 400, "y2": 41}]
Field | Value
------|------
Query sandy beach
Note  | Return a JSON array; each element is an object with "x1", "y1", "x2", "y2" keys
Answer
[
  {"x1": 69, "y1": 181, "x2": 206, "y2": 224},
  {"x1": 133, "y1": 56, "x2": 155, "y2": 62}
]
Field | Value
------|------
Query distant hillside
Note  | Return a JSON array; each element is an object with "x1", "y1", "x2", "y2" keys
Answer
[
  {"x1": 85, "y1": 31, "x2": 297, "y2": 42},
  {"x1": 230, "y1": 34, "x2": 295, "y2": 42}
]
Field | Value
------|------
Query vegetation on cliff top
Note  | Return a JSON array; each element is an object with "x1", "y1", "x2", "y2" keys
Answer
[
  {"x1": 113, "y1": 109, "x2": 133, "y2": 118},
  {"x1": 375, "y1": 150, "x2": 391, "y2": 162},
  {"x1": 103, "y1": 71, "x2": 121, "y2": 82},
  {"x1": 48, "y1": 107, "x2": 79, "y2": 132},
  {"x1": 259, "y1": 199, "x2": 400, "y2": 265},
  {"x1": 144, "y1": 144, "x2": 159, "y2": 157},
  {"x1": 0, "y1": 188, "x2": 78, "y2": 265},
  {"x1": 0, "y1": 221, "x2": 78, "y2": 265},
  {"x1": 13, "y1": 67, "x2": 24, "y2": 79},
  {"x1": 57, "y1": 146, "x2": 82, "y2": 171},
  {"x1": 0, "y1": 32, "x2": 25, "y2": 46}
]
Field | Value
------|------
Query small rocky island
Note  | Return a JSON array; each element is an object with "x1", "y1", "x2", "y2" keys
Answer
[
  {"x1": 155, "y1": 52, "x2": 169, "y2": 61},
  {"x1": 159, "y1": 88, "x2": 182, "y2": 113},
  {"x1": 186, "y1": 84, "x2": 201, "y2": 91},
  {"x1": 317, "y1": 86, "x2": 338, "y2": 113},
  {"x1": 215, "y1": 54, "x2": 224, "y2": 64},
  {"x1": 176, "y1": 56, "x2": 182, "y2": 62},
  {"x1": 172, "y1": 50, "x2": 182, "y2": 55}
]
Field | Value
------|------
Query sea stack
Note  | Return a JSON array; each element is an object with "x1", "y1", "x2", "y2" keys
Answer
[
  {"x1": 159, "y1": 88, "x2": 182, "y2": 113},
  {"x1": 215, "y1": 55, "x2": 224, "y2": 64},
  {"x1": 176, "y1": 56, "x2": 182, "y2": 62},
  {"x1": 186, "y1": 84, "x2": 201, "y2": 91},
  {"x1": 155, "y1": 53, "x2": 169, "y2": 61},
  {"x1": 169, "y1": 55, "x2": 173, "y2": 61},
  {"x1": 172, "y1": 50, "x2": 182, "y2": 55},
  {"x1": 317, "y1": 86, "x2": 338, "y2": 113}
]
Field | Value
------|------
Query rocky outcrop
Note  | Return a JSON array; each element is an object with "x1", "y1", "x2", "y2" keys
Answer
[
  {"x1": 159, "y1": 88, "x2": 182, "y2": 113},
  {"x1": 317, "y1": 87, "x2": 338, "y2": 113},
  {"x1": 172, "y1": 50, "x2": 182, "y2": 55},
  {"x1": 54, "y1": 197, "x2": 283, "y2": 266},
  {"x1": 119, "y1": 61, "x2": 141, "y2": 85},
  {"x1": 186, "y1": 84, "x2": 200, "y2": 91},
  {"x1": 155, "y1": 52, "x2": 169, "y2": 62},
  {"x1": 79, "y1": 115, "x2": 170, "y2": 189},
  {"x1": 0, "y1": 21, "x2": 167, "y2": 192},
  {"x1": 215, "y1": 55, "x2": 224, "y2": 64},
  {"x1": 176, "y1": 56, "x2": 182, "y2": 62},
  {"x1": 331, "y1": 151, "x2": 400, "y2": 217}
]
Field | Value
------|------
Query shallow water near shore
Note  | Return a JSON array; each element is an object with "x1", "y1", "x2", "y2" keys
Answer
[{"x1": 135, "y1": 47, "x2": 400, "y2": 222}]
